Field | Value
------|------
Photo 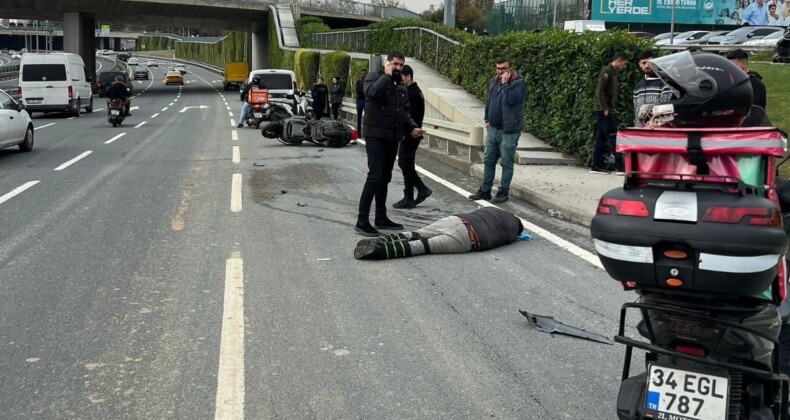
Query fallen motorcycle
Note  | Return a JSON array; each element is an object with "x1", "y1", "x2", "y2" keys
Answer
[{"x1": 260, "y1": 116, "x2": 356, "y2": 147}]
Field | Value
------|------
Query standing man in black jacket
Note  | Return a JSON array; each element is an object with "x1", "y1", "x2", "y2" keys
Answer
[
  {"x1": 355, "y1": 51, "x2": 424, "y2": 237},
  {"x1": 310, "y1": 77, "x2": 328, "y2": 120},
  {"x1": 727, "y1": 49, "x2": 767, "y2": 110},
  {"x1": 355, "y1": 69, "x2": 367, "y2": 138},
  {"x1": 393, "y1": 65, "x2": 432, "y2": 209}
]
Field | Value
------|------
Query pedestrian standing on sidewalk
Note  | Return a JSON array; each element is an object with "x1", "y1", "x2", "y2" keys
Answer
[
  {"x1": 329, "y1": 76, "x2": 345, "y2": 121},
  {"x1": 355, "y1": 69, "x2": 367, "y2": 138},
  {"x1": 633, "y1": 49, "x2": 672, "y2": 127},
  {"x1": 591, "y1": 51, "x2": 628, "y2": 175},
  {"x1": 727, "y1": 49, "x2": 767, "y2": 110},
  {"x1": 310, "y1": 77, "x2": 328, "y2": 120},
  {"x1": 393, "y1": 65, "x2": 432, "y2": 209},
  {"x1": 355, "y1": 51, "x2": 424, "y2": 237},
  {"x1": 468, "y1": 57, "x2": 526, "y2": 204},
  {"x1": 353, "y1": 207, "x2": 528, "y2": 260}
]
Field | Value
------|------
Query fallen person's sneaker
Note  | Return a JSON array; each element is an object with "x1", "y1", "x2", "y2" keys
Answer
[{"x1": 354, "y1": 239, "x2": 384, "y2": 260}]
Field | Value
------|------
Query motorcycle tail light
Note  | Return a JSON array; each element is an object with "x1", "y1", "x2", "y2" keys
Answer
[
  {"x1": 676, "y1": 345, "x2": 706, "y2": 357},
  {"x1": 351, "y1": 129, "x2": 358, "y2": 140},
  {"x1": 596, "y1": 198, "x2": 649, "y2": 217},
  {"x1": 702, "y1": 207, "x2": 781, "y2": 226}
]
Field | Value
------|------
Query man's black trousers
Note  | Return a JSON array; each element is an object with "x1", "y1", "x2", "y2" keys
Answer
[
  {"x1": 592, "y1": 111, "x2": 623, "y2": 170},
  {"x1": 358, "y1": 137, "x2": 399, "y2": 221},
  {"x1": 398, "y1": 137, "x2": 426, "y2": 197}
]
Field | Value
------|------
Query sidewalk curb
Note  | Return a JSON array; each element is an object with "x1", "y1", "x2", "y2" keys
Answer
[{"x1": 468, "y1": 165, "x2": 595, "y2": 228}]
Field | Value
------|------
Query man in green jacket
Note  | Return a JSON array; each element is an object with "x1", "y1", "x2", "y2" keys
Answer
[{"x1": 591, "y1": 51, "x2": 628, "y2": 175}]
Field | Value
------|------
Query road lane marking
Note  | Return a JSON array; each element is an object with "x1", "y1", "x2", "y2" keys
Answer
[
  {"x1": 232, "y1": 146, "x2": 240, "y2": 164},
  {"x1": 67, "y1": 117, "x2": 75, "y2": 120},
  {"x1": 229, "y1": 118, "x2": 236, "y2": 127},
  {"x1": 135, "y1": 121, "x2": 147, "y2": 128},
  {"x1": 231, "y1": 130, "x2": 238, "y2": 141},
  {"x1": 104, "y1": 133, "x2": 127, "y2": 144},
  {"x1": 54, "y1": 151, "x2": 92, "y2": 171},
  {"x1": 169, "y1": 102, "x2": 174, "y2": 106},
  {"x1": 356, "y1": 139, "x2": 604, "y2": 269},
  {"x1": 161, "y1": 107, "x2": 168, "y2": 112},
  {"x1": 228, "y1": 111, "x2": 234, "y2": 117},
  {"x1": 36, "y1": 123, "x2": 56, "y2": 130},
  {"x1": 92, "y1": 108, "x2": 105, "y2": 113},
  {"x1": 215, "y1": 253, "x2": 245, "y2": 420},
  {"x1": 226, "y1": 106, "x2": 231, "y2": 111},
  {"x1": 151, "y1": 113, "x2": 160, "y2": 119},
  {"x1": 230, "y1": 174, "x2": 242, "y2": 212},
  {"x1": 0, "y1": 181, "x2": 40, "y2": 206},
  {"x1": 174, "y1": 99, "x2": 178, "y2": 102}
]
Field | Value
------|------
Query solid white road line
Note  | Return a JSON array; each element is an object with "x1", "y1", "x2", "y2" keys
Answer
[
  {"x1": 0, "y1": 181, "x2": 40, "y2": 206},
  {"x1": 54, "y1": 150, "x2": 92, "y2": 171},
  {"x1": 36, "y1": 123, "x2": 56, "y2": 130},
  {"x1": 104, "y1": 133, "x2": 127, "y2": 144},
  {"x1": 231, "y1": 130, "x2": 238, "y2": 141},
  {"x1": 232, "y1": 146, "x2": 240, "y2": 164},
  {"x1": 215, "y1": 253, "x2": 245, "y2": 420},
  {"x1": 135, "y1": 121, "x2": 147, "y2": 128},
  {"x1": 356, "y1": 139, "x2": 604, "y2": 269},
  {"x1": 230, "y1": 174, "x2": 242, "y2": 213},
  {"x1": 151, "y1": 113, "x2": 160, "y2": 119}
]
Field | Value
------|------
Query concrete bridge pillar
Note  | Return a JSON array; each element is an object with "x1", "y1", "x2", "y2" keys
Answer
[
  {"x1": 250, "y1": 30, "x2": 268, "y2": 70},
  {"x1": 63, "y1": 12, "x2": 97, "y2": 79}
]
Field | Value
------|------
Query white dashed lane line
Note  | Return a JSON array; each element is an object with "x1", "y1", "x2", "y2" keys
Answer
[
  {"x1": 161, "y1": 107, "x2": 168, "y2": 112},
  {"x1": 230, "y1": 174, "x2": 242, "y2": 213},
  {"x1": 36, "y1": 123, "x2": 56, "y2": 130},
  {"x1": 104, "y1": 133, "x2": 127, "y2": 144},
  {"x1": 151, "y1": 113, "x2": 160, "y2": 119},
  {"x1": 135, "y1": 121, "x2": 147, "y2": 128},
  {"x1": 54, "y1": 151, "x2": 92, "y2": 171},
  {"x1": 231, "y1": 130, "x2": 238, "y2": 141},
  {"x1": 232, "y1": 146, "x2": 240, "y2": 164},
  {"x1": 229, "y1": 119, "x2": 236, "y2": 127},
  {"x1": 92, "y1": 108, "x2": 105, "y2": 113},
  {"x1": 0, "y1": 181, "x2": 40, "y2": 206},
  {"x1": 215, "y1": 252, "x2": 245, "y2": 419}
]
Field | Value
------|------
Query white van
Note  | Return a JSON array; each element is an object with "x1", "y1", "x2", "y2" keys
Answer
[
  {"x1": 19, "y1": 53, "x2": 93, "y2": 116},
  {"x1": 247, "y1": 69, "x2": 297, "y2": 111},
  {"x1": 564, "y1": 20, "x2": 606, "y2": 33}
]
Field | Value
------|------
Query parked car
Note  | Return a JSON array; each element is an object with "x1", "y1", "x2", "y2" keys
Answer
[
  {"x1": 742, "y1": 29, "x2": 785, "y2": 47},
  {"x1": 164, "y1": 70, "x2": 184, "y2": 85},
  {"x1": 117, "y1": 53, "x2": 131, "y2": 62},
  {"x1": 97, "y1": 71, "x2": 133, "y2": 97},
  {"x1": 132, "y1": 67, "x2": 149, "y2": 80},
  {"x1": 127, "y1": 57, "x2": 138, "y2": 65},
  {"x1": 629, "y1": 31, "x2": 656, "y2": 39},
  {"x1": 10, "y1": 52, "x2": 21, "y2": 60},
  {"x1": 684, "y1": 30, "x2": 731, "y2": 44},
  {"x1": 0, "y1": 89, "x2": 33, "y2": 153},
  {"x1": 707, "y1": 26, "x2": 784, "y2": 45},
  {"x1": 146, "y1": 59, "x2": 158, "y2": 67},
  {"x1": 654, "y1": 30, "x2": 710, "y2": 45}
]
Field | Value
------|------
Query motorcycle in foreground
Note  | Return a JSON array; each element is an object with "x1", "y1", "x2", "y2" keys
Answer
[
  {"x1": 243, "y1": 88, "x2": 292, "y2": 129},
  {"x1": 108, "y1": 99, "x2": 125, "y2": 127}
]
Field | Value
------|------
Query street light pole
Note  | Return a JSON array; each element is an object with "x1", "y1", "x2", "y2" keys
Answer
[
  {"x1": 669, "y1": 0, "x2": 676, "y2": 44},
  {"x1": 553, "y1": 0, "x2": 559, "y2": 28}
]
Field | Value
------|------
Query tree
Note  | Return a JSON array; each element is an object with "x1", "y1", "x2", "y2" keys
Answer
[
  {"x1": 371, "y1": 0, "x2": 406, "y2": 7},
  {"x1": 457, "y1": 0, "x2": 495, "y2": 32},
  {"x1": 421, "y1": 5, "x2": 444, "y2": 22}
]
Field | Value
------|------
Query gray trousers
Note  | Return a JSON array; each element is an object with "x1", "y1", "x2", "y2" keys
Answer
[{"x1": 408, "y1": 216, "x2": 473, "y2": 255}]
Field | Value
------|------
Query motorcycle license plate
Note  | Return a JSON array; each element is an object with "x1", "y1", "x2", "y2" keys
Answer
[
  {"x1": 110, "y1": 110, "x2": 120, "y2": 115},
  {"x1": 253, "y1": 112, "x2": 263, "y2": 118},
  {"x1": 645, "y1": 364, "x2": 728, "y2": 420}
]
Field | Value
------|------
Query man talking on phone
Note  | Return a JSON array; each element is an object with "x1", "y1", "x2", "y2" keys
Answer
[
  {"x1": 468, "y1": 56, "x2": 526, "y2": 204},
  {"x1": 355, "y1": 51, "x2": 424, "y2": 237}
]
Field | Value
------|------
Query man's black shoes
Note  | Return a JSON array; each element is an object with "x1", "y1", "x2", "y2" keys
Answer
[
  {"x1": 491, "y1": 191, "x2": 509, "y2": 204},
  {"x1": 415, "y1": 187, "x2": 433, "y2": 205},
  {"x1": 468, "y1": 189, "x2": 492, "y2": 201},
  {"x1": 393, "y1": 197, "x2": 416, "y2": 209},
  {"x1": 355, "y1": 220, "x2": 380, "y2": 237},
  {"x1": 374, "y1": 217, "x2": 404, "y2": 230}
]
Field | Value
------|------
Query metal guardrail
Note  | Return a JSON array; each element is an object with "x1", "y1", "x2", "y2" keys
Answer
[
  {"x1": 272, "y1": 0, "x2": 420, "y2": 19},
  {"x1": 0, "y1": 64, "x2": 20, "y2": 81}
]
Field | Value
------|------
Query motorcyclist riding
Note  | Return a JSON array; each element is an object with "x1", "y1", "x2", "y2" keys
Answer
[
  {"x1": 237, "y1": 75, "x2": 263, "y2": 128},
  {"x1": 105, "y1": 76, "x2": 131, "y2": 117}
]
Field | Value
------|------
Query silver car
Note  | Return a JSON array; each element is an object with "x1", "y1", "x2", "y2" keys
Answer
[{"x1": 707, "y1": 26, "x2": 784, "y2": 45}]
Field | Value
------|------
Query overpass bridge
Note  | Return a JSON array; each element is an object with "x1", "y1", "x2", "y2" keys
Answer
[{"x1": 0, "y1": 0, "x2": 419, "y2": 74}]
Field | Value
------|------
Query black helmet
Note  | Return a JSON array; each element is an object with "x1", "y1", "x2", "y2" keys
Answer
[
  {"x1": 252, "y1": 75, "x2": 261, "y2": 85},
  {"x1": 647, "y1": 51, "x2": 752, "y2": 127},
  {"x1": 114, "y1": 75, "x2": 124, "y2": 83}
]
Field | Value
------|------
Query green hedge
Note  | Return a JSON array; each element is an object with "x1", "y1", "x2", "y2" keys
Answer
[
  {"x1": 294, "y1": 49, "x2": 320, "y2": 90},
  {"x1": 347, "y1": 58, "x2": 370, "y2": 98},
  {"x1": 319, "y1": 51, "x2": 351, "y2": 92},
  {"x1": 296, "y1": 17, "x2": 331, "y2": 48}
]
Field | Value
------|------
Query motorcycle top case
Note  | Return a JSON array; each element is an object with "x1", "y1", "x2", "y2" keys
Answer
[{"x1": 591, "y1": 127, "x2": 788, "y2": 299}]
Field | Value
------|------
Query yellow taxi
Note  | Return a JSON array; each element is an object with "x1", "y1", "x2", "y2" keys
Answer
[{"x1": 164, "y1": 70, "x2": 184, "y2": 85}]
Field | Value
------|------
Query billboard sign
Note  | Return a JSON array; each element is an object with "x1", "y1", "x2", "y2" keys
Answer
[
  {"x1": 590, "y1": 0, "x2": 781, "y2": 25},
  {"x1": 100, "y1": 24, "x2": 110, "y2": 36}
]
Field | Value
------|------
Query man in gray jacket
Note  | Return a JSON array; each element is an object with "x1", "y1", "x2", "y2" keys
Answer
[{"x1": 468, "y1": 57, "x2": 526, "y2": 204}]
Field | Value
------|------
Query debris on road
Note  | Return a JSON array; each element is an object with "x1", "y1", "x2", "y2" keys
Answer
[{"x1": 519, "y1": 310, "x2": 612, "y2": 345}]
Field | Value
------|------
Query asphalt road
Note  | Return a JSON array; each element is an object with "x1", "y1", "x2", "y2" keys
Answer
[{"x1": 0, "y1": 62, "x2": 641, "y2": 419}]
